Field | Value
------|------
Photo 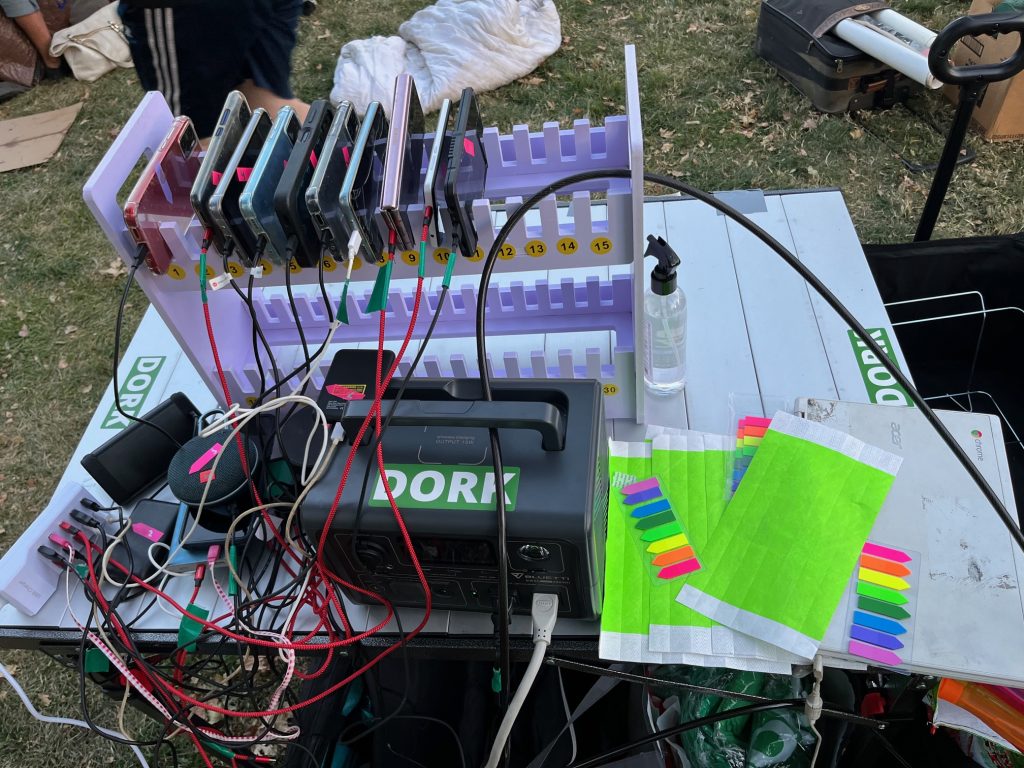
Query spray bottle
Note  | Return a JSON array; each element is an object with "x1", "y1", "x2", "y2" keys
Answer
[{"x1": 643, "y1": 235, "x2": 687, "y2": 395}]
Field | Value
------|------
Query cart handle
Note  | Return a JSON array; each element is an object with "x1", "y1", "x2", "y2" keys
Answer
[{"x1": 930, "y1": 11, "x2": 1024, "y2": 86}]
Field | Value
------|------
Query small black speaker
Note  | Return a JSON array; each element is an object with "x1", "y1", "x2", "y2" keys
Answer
[{"x1": 167, "y1": 430, "x2": 259, "y2": 531}]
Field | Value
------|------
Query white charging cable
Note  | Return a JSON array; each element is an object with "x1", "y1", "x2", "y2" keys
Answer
[
  {"x1": 0, "y1": 659, "x2": 150, "y2": 768},
  {"x1": 806, "y1": 655, "x2": 824, "y2": 768},
  {"x1": 483, "y1": 593, "x2": 560, "y2": 768}
]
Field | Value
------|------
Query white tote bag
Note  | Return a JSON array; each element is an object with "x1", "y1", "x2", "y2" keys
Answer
[{"x1": 50, "y1": 2, "x2": 132, "y2": 83}]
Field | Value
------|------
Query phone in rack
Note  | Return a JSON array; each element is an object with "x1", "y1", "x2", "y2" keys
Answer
[
  {"x1": 444, "y1": 88, "x2": 489, "y2": 259},
  {"x1": 274, "y1": 100, "x2": 335, "y2": 268},
  {"x1": 340, "y1": 101, "x2": 389, "y2": 264},
  {"x1": 123, "y1": 116, "x2": 201, "y2": 275},
  {"x1": 380, "y1": 74, "x2": 427, "y2": 250},
  {"x1": 208, "y1": 108, "x2": 272, "y2": 267},
  {"x1": 424, "y1": 98, "x2": 452, "y2": 247},
  {"x1": 190, "y1": 91, "x2": 252, "y2": 250},
  {"x1": 305, "y1": 101, "x2": 360, "y2": 260},
  {"x1": 240, "y1": 106, "x2": 301, "y2": 265}
]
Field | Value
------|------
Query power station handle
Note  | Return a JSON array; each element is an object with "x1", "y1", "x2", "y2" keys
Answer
[
  {"x1": 929, "y1": 12, "x2": 1024, "y2": 85},
  {"x1": 341, "y1": 399, "x2": 567, "y2": 452}
]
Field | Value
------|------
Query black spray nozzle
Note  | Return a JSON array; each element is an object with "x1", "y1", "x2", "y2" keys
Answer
[{"x1": 644, "y1": 235, "x2": 680, "y2": 295}]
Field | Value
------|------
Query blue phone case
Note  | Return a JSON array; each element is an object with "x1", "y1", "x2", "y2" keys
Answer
[{"x1": 240, "y1": 107, "x2": 300, "y2": 264}]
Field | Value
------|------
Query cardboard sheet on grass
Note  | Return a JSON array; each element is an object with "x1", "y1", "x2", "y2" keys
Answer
[
  {"x1": 601, "y1": 435, "x2": 800, "y2": 673},
  {"x1": 0, "y1": 103, "x2": 82, "y2": 172},
  {"x1": 678, "y1": 411, "x2": 902, "y2": 660}
]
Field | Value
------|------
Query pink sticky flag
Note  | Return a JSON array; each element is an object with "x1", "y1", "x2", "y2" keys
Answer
[
  {"x1": 189, "y1": 443, "x2": 222, "y2": 475},
  {"x1": 236, "y1": 166, "x2": 253, "y2": 182},
  {"x1": 848, "y1": 639, "x2": 903, "y2": 666},
  {"x1": 310, "y1": 148, "x2": 318, "y2": 168},
  {"x1": 862, "y1": 542, "x2": 912, "y2": 563},
  {"x1": 745, "y1": 416, "x2": 773, "y2": 428},
  {"x1": 211, "y1": 170, "x2": 223, "y2": 185},
  {"x1": 463, "y1": 137, "x2": 476, "y2": 157},
  {"x1": 621, "y1": 477, "x2": 659, "y2": 495},
  {"x1": 199, "y1": 469, "x2": 215, "y2": 484},
  {"x1": 657, "y1": 558, "x2": 701, "y2": 579}
]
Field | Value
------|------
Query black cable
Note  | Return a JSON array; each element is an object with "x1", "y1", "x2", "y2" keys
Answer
[
  {"x1": 350, "y1": 283, "x2": 452, "y2": 569},
  {"x1": 544, "y1": 657, "x2": 883, "y2": 728},
  {"x1": 113, "y1": 255, "x2": 183, "y2": 448},
  {"x1": 318, "y1": 251, "x2": 334, "y2": 324},
  {"x1": 475, "y1": 168, "x2": 1024, "y2": 562},
  {"x1": 390, "y1": 715, "x2": 468, "y2": 768},
  {"x1": 566, "y1": 700, "x2": 802, "y2": 768},
  {"x1": 284, "y1": 239, "x2": 313, "y2": 383}
]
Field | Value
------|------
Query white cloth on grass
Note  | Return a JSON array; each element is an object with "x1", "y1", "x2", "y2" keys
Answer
[{"x1": 330, "y1": 0, "x2": 561, "y2": 116}]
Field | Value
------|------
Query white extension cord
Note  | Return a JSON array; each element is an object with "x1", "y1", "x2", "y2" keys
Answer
[
  {"x1": 483, "y1": 592, "x2": 560, "y2": 768},
  {"x1": 0, "y1": 659, "x2": 150, "y2": 768}
]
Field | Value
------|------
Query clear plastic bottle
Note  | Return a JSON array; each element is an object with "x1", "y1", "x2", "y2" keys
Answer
[{"x1": 642, "y1": 235, "x2": 686, "y2": 395}]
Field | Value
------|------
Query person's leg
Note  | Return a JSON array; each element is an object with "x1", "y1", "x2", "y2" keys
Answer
[
  {"x1": 242, "y1": 0, "x2": 308, "y2": 122},
  {"x1": 119, "y1": 1, "x2": 252, "y2": 138},
  {"x1": 6, "y1": 3, "x2": 60, "y2": 69},
  {"x1": 238, "y1": 79, "x2": 308, "y2": 122}
]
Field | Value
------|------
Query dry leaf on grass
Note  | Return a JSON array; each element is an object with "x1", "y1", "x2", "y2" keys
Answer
[
  {"x1": 17, "y1": 325, "x2": 28, "y2": 338},
  {"x1": 101, "y1": 259, "x2": 126, "y2": 277}
]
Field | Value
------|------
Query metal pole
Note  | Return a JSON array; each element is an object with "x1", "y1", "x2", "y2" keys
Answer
[{"x1": 914, "y1": 82, "x2": 987, "y2": 242}]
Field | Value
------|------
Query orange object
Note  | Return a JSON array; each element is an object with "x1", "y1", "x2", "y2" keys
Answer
[
  {"x1": 651, "y1": 545, "x2": 696, "y2": 567},
  {"x1": 859, "y1": 554, "x2": 911, "y2": 577},
  {"x1": 939, "y1": 678, "x2": 1024, "y2": 750}
]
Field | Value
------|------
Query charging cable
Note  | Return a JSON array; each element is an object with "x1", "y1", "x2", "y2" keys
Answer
[
  {"x1": 806, "y1": 655, "x2": 824, "y2": 768},
  {"x1": 484, "y1": 593, "x2": 560, "y2": 768}
]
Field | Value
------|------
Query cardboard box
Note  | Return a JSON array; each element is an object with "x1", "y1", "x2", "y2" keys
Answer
[{"x1": 944, "y1": 0, "x2": 1024, "y2": 141}]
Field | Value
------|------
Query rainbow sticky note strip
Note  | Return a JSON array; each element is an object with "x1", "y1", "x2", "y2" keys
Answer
[
  {"x1": 620, "y1": 477, "x2": 701, "y2": 581},
  {"x1": 847, "y1": 542, "x2": 915, "y2": 667},
  {"x1": 732, "y1": 416, "x2": 771, "y2": 491}
]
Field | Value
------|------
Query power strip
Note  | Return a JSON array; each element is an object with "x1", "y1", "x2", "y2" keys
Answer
[{"x1": 0, "y1": 482, "x2": 102, "y2": 615}]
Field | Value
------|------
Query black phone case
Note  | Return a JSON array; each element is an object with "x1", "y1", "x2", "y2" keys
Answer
[
  {"x1": 276, "y1": 100, "x2": 335, "y2": 268},
  {"x1": 81, "y1": 393, "x2": 199, "y2": 505},
  {"x1": 98, "y1": 498, "x2": 178, "y2": 591},
  {"x1": 216, "y1": 113, "x2": 272, "y2": 266},
  {"x1": 444, "y1": 90, "x2": 487, "y2": 258}
]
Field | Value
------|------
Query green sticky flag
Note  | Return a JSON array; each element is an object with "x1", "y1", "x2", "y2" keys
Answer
[
  {"x1": 178, "y1": 604, "x2": 210, "y2": 653},
  {"x1": 84, "y1": 648, "x2": 110, "y2": 674},
  {"x1": 366, "y1": 260, "x2": 393, "y2": 313},
  {"x1": 677, "y1": 411, "x2": 901, "y2": 660},
  {"x1": 600, "y1": 441, "x2": 660, "y2": 661}
]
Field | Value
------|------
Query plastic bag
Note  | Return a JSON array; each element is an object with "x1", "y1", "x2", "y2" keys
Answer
[
  {"x1": 652, "y1": 667, "x2": 815, "y2": 768},
  {"x1": 329, "y1": 0, "x2": 561, "y2": 116}
]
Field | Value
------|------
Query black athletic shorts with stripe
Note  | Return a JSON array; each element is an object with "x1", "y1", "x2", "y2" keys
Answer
[{"x1": 118, "y1": 0, "x2": 303, "y2": 137}]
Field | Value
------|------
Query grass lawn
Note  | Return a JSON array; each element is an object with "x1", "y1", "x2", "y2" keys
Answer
[{"x1": 0, "y1": 0, "x2": 1021, "y2": 765}]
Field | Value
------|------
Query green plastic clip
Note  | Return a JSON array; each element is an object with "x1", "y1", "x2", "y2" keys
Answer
[
  {"x1": 337, "y1": 280, "x2": 350, "y2": 325},
  {"x1": 366, "y1": 260, "x2": 393, "y2": 313},
  {"x1": 178, "y1": 603, "x2": 210, "y2": 653},
  {"x1": 84, "y1": 648, "x2": 110, "y2": 674},
  {"x1": 228, "y1": 544, "x2": 239, "y2": 597},
  {"x1": 199, "y1": 252, "x2": 208, "y2": 303},
  {"x1": 491, "y1": 666, "x2": 502, "y2": 694}
]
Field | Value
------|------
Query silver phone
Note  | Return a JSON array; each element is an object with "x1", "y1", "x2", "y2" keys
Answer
[
  {"x1": 380, "y1": 74, "x2": 426, "y2": 250},
  {"x1": 424, "y1": 98, "x2": 452, "y2": 247}
]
